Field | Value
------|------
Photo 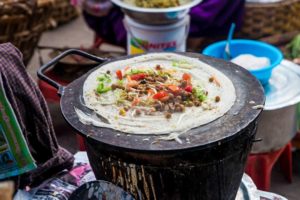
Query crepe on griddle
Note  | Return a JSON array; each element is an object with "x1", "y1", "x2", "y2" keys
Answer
[{"x1": 77, "y1": 53, "x2": 236, "y2": 137}]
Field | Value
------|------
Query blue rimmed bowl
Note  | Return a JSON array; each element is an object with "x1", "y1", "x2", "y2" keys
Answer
[{"x1": 202, "y1": 39, "x2": 283, "y2": 85}]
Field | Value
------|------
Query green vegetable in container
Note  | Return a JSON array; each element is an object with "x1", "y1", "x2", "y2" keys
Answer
[{"x1": 286, "y1": 34, "x2": 300, "y2": 59}]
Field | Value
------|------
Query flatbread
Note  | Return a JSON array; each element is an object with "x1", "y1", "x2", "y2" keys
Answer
[{"x1": 77, "y1": 53, "x2": 236, "y2": 135}]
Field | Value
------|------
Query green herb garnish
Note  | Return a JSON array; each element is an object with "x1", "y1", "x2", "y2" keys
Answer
[
  {"x1": 96, "y1": 74, "x2": 112, "y2": 94},
  {"x1": 97, "y1": 74, "x2": 111, "y2": 83},
  {"x1": 114, "y1": 89, "x2": 127, "y2": 105},
  {"x1": 157, "y1": 70, "x2": 171, "y2": 77},
  {"x1": 193, "y1": 87, "x2": 207, "y2": 102},
  {"x1": 117, "y1": 79, "x2": 124, "y2": 86},
  {"x1": 126, "y1": 68, "x2": 154, "y2": 75},
  {"x1": 172, "y1": 60, "x2": 193, "y2": 69},
  {"x1": 96, "y1": 82, "x2": 111, "y2": 94}
]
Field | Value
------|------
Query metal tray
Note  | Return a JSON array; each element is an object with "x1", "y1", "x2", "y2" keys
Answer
[{"x1": 264, "y1": 60, "x2": 300, "y2": 110}]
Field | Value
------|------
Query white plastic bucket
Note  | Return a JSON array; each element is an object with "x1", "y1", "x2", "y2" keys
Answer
[{"x1": 124, "y1": 15, "x2": 190, "y2": 55}]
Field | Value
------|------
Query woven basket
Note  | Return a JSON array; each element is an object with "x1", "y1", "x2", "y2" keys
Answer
[
  {"x1": 238, "y1": 0, "x2": 300, "y2": 39},
  {"x1": 0, "y1": 0, "x2": 54, "y2": 65},
  {"x1": 51, "y1": 0, "x2": 79, "y2": 26}
]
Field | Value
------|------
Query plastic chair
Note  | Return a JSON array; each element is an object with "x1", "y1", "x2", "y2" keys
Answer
[
  {"x1": 245, "y1": 142, "x2": 292, "y2": 191},
  {"x1": 38, "y1": 70, "x2": 86, "y2": 151}
]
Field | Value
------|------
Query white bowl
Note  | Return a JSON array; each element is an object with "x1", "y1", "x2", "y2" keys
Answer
[{"x1": 111, "y1": 0, "x2": 202, "y2": 25}]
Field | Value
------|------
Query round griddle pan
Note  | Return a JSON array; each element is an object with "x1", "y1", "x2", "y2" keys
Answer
[{"x1": 37, "y1": 49, "x2": 265, "y2": 152}]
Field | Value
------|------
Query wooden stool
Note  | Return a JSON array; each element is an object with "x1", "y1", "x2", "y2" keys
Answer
[{"x1": 245, "y1": 142, "x2": 292, "y2": 191}]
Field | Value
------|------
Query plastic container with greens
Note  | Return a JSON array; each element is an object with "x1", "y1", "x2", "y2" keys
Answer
[{"x1": 286, "y1": 34, "x2": 300, "y2": 60}]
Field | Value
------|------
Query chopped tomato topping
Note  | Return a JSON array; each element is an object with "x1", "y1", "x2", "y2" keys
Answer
[
  {"x1": 182, "y1": 73, "x2": 192, "y2": 82},
  {"x1": 130, "y1": 73, "x2": 147, "y2": 81},
  {"x1": 168, "y1": 85, "x2": 180, "y2": 92},
  {"x1": 126, "y1": 80, "x2": 139, "y2": 88},
  {"x1": 153, "y1": 91, "x2": 169, "y2": 100},
  {"x1": 184, "y1": 85, "x2": 193, "y2": 93},
  {"x1": 116, "y1": 70, "x2": 123, "y2": 80},
  {"x1": 124, "y1": 66, "x2": 130, "y2": 71},
  {"x1": 131, "y1": 97, "x2": 140, "y2": 106},
  {"x1": 147, "y1": 89, "x2": 156, "y2": 96}
]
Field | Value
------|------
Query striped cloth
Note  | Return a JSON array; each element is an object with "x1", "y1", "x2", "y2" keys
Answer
[{"x1": 0, "y1": 43, "x2": 74, "y2": 188}]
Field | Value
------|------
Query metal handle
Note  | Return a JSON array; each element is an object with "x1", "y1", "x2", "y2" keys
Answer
[
  {"x1": 252, "y1": 138, "x2": 262, "y2": 143},
  {"x1": 37, "y1": 49, "x2": 108, "y2": 96}
]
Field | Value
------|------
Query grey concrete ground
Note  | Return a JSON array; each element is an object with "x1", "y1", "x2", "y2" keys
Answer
[{"x1": 27, "y1": 15, "x2": 300, "y2": 199}]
